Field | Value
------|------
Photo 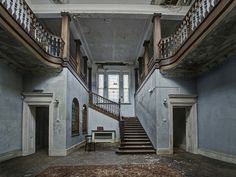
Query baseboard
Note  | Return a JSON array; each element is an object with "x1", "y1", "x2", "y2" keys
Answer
[
  {"x1": 156, "y1": 148, "x2": 172, "y2": 155},
  {"x1": 66, "y1": 140, "x2": 86, "y2": 155},
  {"x1": 198, "y1": 148, "x2": 236, "y2": 164},
  {"x1": 0, "y1": 150, "x2": 22, "y2": 162}
]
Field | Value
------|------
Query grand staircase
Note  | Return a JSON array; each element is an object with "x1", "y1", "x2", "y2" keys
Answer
[{"x1": 116, "y1": 117, "x2": 155, "y2": 154}]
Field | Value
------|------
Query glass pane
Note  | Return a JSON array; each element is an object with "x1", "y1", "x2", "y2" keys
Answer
[
  {"x1": 108, "y1": 75, "x2": 119, "y2": 89},
  {"x1": 98, "y1": 88, "x2": 104, "y2": 97},
  {"x1": 98, "y1": 74, "x2": 104, "y2": 88},
  {"x1": 108, "y1": 89, "x2": 119, "y2": 102},
  {"x1": 123, "y1": 74, "x2": 129, "y2": 89},
  {"x1": 123, "y1": 89, "x2": 129, "y2": 103}
]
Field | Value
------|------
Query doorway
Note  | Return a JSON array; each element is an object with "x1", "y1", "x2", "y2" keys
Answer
[
  {"x1": 35, "y1": 107, "x2": 49, "y2": 152},
  {"x1": 173, "y1": 107, "x2": 190, "y2": 152},
  {"x1": 169, "y1": 94, "x2": 198, "y2": 154}
]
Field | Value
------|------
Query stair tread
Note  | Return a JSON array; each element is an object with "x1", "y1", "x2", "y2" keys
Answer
[
  {"x1": 119, "y1": 145, "x2": 153, "y2": 149},
  {"x1": 116, "y1": 149, "x2": 156, "y2": 154}
]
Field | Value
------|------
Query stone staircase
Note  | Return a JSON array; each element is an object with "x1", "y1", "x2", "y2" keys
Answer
[{"x1": 116, "y1": 117, "x2": 156, "y2": 154}]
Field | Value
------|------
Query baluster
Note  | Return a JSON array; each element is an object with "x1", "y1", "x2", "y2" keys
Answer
[{"x1": 1, "y1": 0, "x2": 7, "y2": 7}]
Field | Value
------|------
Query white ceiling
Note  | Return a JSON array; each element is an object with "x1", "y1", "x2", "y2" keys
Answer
[
  {"x1": 75, "y1": 14, "x2": 152, "y2": 63},
  {"x1": 30, "y1": 0, "x2": 152, "y2": 4}
]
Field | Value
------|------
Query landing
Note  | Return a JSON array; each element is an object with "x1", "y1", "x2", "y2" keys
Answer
[{"x1": 0, "y1": 144, "x2": 236, "y2": 177}]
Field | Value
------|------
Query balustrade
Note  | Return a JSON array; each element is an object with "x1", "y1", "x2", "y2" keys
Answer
[
  {"x1": 159, "y1": 0, "x2": 219, "y2": 59},
  {"x1": 1, "y1": 0, "x2": 64, "y2": 58}
]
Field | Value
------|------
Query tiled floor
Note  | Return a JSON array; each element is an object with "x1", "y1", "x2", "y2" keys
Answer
[{"x1": 0, "y1": 143, "x2": 236, "y2": 177}]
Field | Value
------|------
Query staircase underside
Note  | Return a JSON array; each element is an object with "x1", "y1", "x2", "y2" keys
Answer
[
  {"x1": 116, "y1": 117, "x2": 156, "y2": 154},
  {"x1": 160, "y1": 5, "x2": 236, "y2": 77}
]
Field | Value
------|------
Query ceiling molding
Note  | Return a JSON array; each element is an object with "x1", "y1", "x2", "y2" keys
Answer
[{"x1": 31, "y1": 4, "x2": 189, "y2": 20}]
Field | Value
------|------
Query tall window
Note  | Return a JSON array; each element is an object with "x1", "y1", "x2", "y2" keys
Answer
[
  {"x1": 123, "y1": 74, "x2": 129, "y2": 103},
  {"x1": 98, "y1": 74, "x2": 104, "y2": 97},
  {"x1": 72, "y1": 98, "x2": 80, "y2": 136},
  {"x1": 82, "y1": 105, "x2": 88, "y2": 134},
  {"x1": 108, "y1": 74, "x2": 119, "y2": 102}
]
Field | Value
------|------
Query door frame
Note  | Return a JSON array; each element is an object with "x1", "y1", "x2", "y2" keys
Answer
[
  {"x1": 168, "y1": 94, "x2": 198, "y2": 154},
  {"x1": 22, "y1": 93, "x2": 54, "y2": 156}
]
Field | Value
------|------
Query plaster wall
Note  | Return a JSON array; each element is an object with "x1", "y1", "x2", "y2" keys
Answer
[
  {"x1": 23, "y1": 69, "x2": 67, "y2": 152},
  {"x1": 66, "y1": 69, "x2": 89, "y2": 148},
  {"x1": 0, "y1": 63, "x2": 23, "y2": 155},
  {"x1": 197, "y1": 57, "x2": 236, "y2": 155},
  {"x1": 88, "y1": 107, "x2": 120, "y2": 141},
  {"x1": 135, "y1": 69, "x2": 196, "y2": 150}
]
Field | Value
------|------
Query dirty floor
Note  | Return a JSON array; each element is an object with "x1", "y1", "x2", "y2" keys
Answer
[{"x1": 0, "y1": 143, "x2": 236, "y2": 177}]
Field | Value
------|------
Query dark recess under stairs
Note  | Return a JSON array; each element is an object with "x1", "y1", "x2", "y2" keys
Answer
[{"x1": 116, "y1": 117, "x2": 156, "y2": 154}]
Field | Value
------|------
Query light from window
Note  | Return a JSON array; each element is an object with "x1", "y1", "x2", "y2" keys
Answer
[
  {"x1": 123, "y1": 74, "x2": 129, "y2": 103},
  {"x1": 98, "y1": 74, "x2": 104, "y2": 97},
  {"x1": 108, "y1": 74, "x2": 119, "y2": 102}
]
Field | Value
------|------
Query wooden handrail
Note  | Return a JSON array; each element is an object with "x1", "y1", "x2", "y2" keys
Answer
[
  {"x1": 158, "y1": 0, "x2": 220, "y2": 59},
  {"x1": 0, "y1": 0, "x2": 64, "y2": 58},
  {"x1": 89, "y1": 92, "x2": 120, "y2": 118}
]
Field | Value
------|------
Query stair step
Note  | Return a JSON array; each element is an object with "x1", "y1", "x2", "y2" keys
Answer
[
  {"x1": 124, "y1": 135, "x2": 148, "y2": 138},
  {"x1": 119, "y1": 145, "x2": 153, "y2": 149},
  {"x1": 123, "y1": 138, "x2": 150, "y2": 142},
  {"x1": 124, "y1": 133, "x2": 146, "y2": 135},
  {"x1": 116, "y1": 149, "x2": 156, "y2": 154}
]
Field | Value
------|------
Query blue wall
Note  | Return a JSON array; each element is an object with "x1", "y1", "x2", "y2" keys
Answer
[
  {"x1": 0, "y1": 63, "x2": 23, "y2": 155},
  {"x1": 197, "y1": 56, "x2": 236, "y2": 155}
]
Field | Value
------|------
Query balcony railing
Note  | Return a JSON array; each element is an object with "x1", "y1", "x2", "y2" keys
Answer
[
  {"x1": 0, "y1": 0, "x2": 64, "y2": 58},
  {"x1": 159, "y1": 0, "x2": 220, "y2": 59}
]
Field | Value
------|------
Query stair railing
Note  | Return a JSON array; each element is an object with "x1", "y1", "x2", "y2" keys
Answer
[
  {"x1": 89, "y1": 92, "x2": 120, "y2": 118},
  {"x1": 159, "y1": 0, "x2": 220, "y2": 59},
  {"x1": 0, "y1": 0, "x2": 64, "y2": 58}
]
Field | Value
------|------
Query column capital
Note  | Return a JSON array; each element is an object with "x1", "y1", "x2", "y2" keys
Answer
[
  {"x1": 152, "y1": 13, "x2": 162, "y2": 23},
  {"x1": 61, "y1": 12, "x2": 71, "y2": 21}
]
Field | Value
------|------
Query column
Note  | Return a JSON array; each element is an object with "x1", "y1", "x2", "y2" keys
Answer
[
  {"x1": 83, "y1": 56, "x2": 88, "y2": 78},
  {"x1": 143, "y1": 40, "x2": 150, "y2": 76},
  {"x1": 88, "y1": 67, "x2": 92, "y2": 91},
  {"x1": 61, "y1": 12, "x2": 71, "y2": 60},
  {"x1": 153, "y1": 13, "x2": 162, "y2": 61},
  {"x1": 75, "y1": 40, "x2": 82, "y2": 74}
]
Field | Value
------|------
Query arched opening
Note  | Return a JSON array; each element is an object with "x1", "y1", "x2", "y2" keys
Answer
[
  {"x1": 72, "y1": 98, "x2": 80, "y2": 136},
  {"x1": 82, "y1": 104, "x2": 88, "y2": 135}
]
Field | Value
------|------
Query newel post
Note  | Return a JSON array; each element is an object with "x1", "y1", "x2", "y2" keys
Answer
[{"x1": 153, "y1": 13, "x2": 162, "y2": 61}]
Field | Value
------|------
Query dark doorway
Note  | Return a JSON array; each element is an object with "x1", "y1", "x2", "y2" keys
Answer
[
  {"x1": 35, "y1": 107, "x2": 49, "y2": 152},
  {"x1": 173, "y1": 108, "x2": 187, "y2": 152}
]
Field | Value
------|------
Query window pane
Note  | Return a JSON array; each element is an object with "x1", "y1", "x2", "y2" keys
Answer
[
  {"x1": 123, "y1": 89, "x2": 129, "y2": 103},
  {"x1": 123, "y1": 74, "x2": 129, "y2": 89},
  {"x1": 108, "y1": 75, "x2": 119, "y2": 89},
  {"x1": 108, "y1": 89, "x2": 119, "y2": 102},
  {"x1": 98, "y1": 74, "x2": 104, "y2": 88},
  {"x1": 108, "y1": 74, "x2": 119, "y2": 102},
  {"x1": 98, "y1": 74, "x2": 104, "y2": 97},
  {"x1": 123, "y1": 74, "x2": 129, "y2": 103}
]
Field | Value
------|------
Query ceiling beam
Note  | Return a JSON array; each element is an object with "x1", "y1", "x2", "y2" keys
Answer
[{"x1": 31, "y1": 4, "x2": 189, "y2": 20}]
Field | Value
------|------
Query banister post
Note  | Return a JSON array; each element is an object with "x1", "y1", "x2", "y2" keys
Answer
[
  {"x1": 152, "y1": 13, "x2": 162, "y2": 61},
  {"x1": 61, "y1": 12, "x2": 71, "y2": 61}
]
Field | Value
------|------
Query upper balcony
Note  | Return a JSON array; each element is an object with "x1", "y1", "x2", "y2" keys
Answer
[{"x1": 147, "y1": 0, "x2": 236, "y2": 77}]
